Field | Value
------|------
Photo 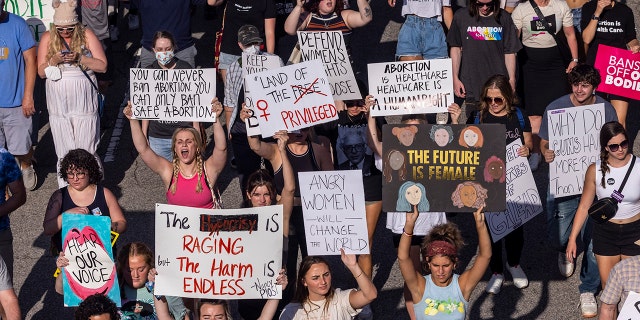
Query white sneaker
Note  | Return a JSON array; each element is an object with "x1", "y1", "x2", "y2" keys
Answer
[
  {"x1": 486, "y1": 273, "x2": 504, "y2": 294},
  {"x1": 558, "y1": 252, "x2": 575, "y2": 277},
  {"x1": 507, "y1": 265, "x2": 529, "y2": 289},
  {"x1": 21, "y1": 165, "x2": 37, "y2": 191},
  {"x1": 579, "y1": 292, "x2": 597, "y2": 318},
  {"x1": 528, "y1": 153, "x2": 541, "y2": 171}
]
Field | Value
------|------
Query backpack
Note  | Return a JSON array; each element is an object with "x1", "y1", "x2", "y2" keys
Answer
[{"x1": 473, "y1": 107, "x2": 525, "y2": 129}]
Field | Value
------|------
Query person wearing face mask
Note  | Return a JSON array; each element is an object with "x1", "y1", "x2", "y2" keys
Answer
[
  {"x1": 142, "y1": 31, "x2": 199, "y2": 161},
  {"x1": 224, "y1": 25, "x2": 283, "y2": 197}
]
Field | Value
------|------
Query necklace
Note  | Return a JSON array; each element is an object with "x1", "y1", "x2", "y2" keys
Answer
[
  {"x1": 180, "y1": 169, "x2": 196, "y2": 179},
  {"x1": 347, "y1": 112, "x2": 365, "y2": 124}
]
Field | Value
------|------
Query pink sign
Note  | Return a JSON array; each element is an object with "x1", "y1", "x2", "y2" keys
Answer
[{"x1": 593, "y1": 44, "x2": 640, "y2": 100}]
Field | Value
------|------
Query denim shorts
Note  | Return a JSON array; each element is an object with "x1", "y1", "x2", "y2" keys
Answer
[
  {"x1": 218, "y1": 52, "x2": 241, "y2": 70},
  {"x1": 396, "y1": 15, "x2": 448, "y2": 60}
]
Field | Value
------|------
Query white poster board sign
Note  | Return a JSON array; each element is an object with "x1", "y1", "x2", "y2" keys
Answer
[
  {"x1": 154, "y1": 204, "x2": 283, "y2": 299},
  {"x1": 244, "y1": 60, "x2": 336, "y2": 137},
  {"x1": 548, "y1": 104, "x2": 605, "y2": 197},
  {"x1": 297, "y1": 31, "x2": 361, "y2": 100},
  {"x1": 298, "y1": 170, "x2": 369, "y2": 256},
  {"x1": 129, "y1": 68, "x2": 217, "y2": 122},
  {"x1": 242, "y1": 53, "x2": 283, "y2": 136},
  {"x1": 367, "y1": 59, "x2": 454, "y2": 117},
  {"x1": 486, "y1": 140, "x2": 543, "y2": 242},
  {"x1": 4, "y1": 0, "x2": 53, "y2": 42},
  {"x1": 618, "y1": 291, "x2": 640, "y2": 320}
]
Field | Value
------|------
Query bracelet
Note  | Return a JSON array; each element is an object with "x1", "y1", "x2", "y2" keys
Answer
[
  {"x1": 354, "y1": 271, "x2": 364, "y2": 279},
  {"x1": 402, "y1": 228, "x2": 413, "y2": 237}
]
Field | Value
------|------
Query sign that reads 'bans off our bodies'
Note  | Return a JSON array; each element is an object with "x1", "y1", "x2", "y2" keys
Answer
[
  {"x1": 485, "y1": 140, "x2": 543, "y2": 243},
  {"x1": 154, "y1": 204, "x2": 283, "y2": 299},
  {"x1": 297, "y1": 31, "x2": 361, "y2": 101},
  {"x1": 242, "y1": 53, "x2": 284, "y2": 137},
  {"x1": 298, "y1": 170, "x2": 369, "y2": 256},
  {"x1": 367, "y1": 59, "x2": 454, "y2": 117},
  {"x1": 594, "y1": 44, "x2": 640, "y2": 101},
  {"x1": 244, "y1": 60, "x2": 336, "y2": 137},
  {"x1": 547, "y1": 103, "x2": 605, "y2": 198},
  {"x1": 129, "y1": 68, "x2": 217, "y2": 122}
]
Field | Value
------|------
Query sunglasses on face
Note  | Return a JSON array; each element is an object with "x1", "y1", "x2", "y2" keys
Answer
[
  {"x1": 608, "y1": 140, "x2": 629, "y2": 152},
  {"x1": 56, "y1": 26, "x2": 75, "y2": 32},
  {"x1": 483, "y1": 96, "x2": 504, "y2": 105},
  {"x1": 345, "y1": 100, "x2": 365, "y2": 107},
  {"x1": 475, "y1": 0, "x2": 493, "y2": 7}
]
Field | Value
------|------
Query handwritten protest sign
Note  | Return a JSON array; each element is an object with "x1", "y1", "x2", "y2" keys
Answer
[
  {"x1": 297, "y1": 31, "x2": 361, "y2": 100},
  {"x1": 129, "y1": 68, "x2": 217, "y2": 122},
  {"x1": 618, "y1": 291, "x2": 640, "y2": 320},
  {"x1": 4, "y1": 0, "x2": 53, "y2": 42},
  {"x1": 382, "y1": 124, "x2": 506, "y2": 212},
  {"x1": 154, "y1": 204, "x2": 283, "y2": 299},
  {"x1": 242, "y1": 53, "x2": 283, "y2": 136},
  {"x1": 548, "y1": 104, "x2": 604, "y2": 197},
  {"x1": 368, "y1": 59, "x2": 454, "y2": 117},
  {"x1": 298, "y1": 170, "x2": 369, "y2": 255},
  {"x1": 244, "y1": 60, "x2": 336, "y2": 137},
  {"x1": 594, "y1": 44, "x2": 640, "y2": 101},
  {"x1": 61, "y1": 214, "x2": 121, "y2": 307},
  {"x1": 485, "y1": 140, "x2": 543, "y2": 242}
]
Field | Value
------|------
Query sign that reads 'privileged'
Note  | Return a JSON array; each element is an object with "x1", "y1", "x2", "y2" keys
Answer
[
  {"x1": 244, "y1": 60, "x2": 336, "y2": 137},
  {"x1": 547, "y1": 103, "x2": 605, "y2": 197},
  {"x1": 242, "y1": 53, "x2": 283, "y2": 137},
  {"x1": 382, "y1": 124, "x2": 506, "y2": 212},
  {"x1": 485, "y1": 140, "x2": 543, "y2": 242},
  {"x1": 154, "y1": 204, "x2": 283, "y2": 299},
  {"x1": 594, "y1": 44, "x2": 640, "y2": 101},
  {"x1": 129, "y1": 68, "x2": 217, "y2": 122},
  {"x1": 298, "y1": 170, "x2": 369, "y2": 256},
  {"x1": 62, "y1": 214, "x2": 121, "y2": 307},
  {"x1": 297, "y1": 31, "x2": 361, "y2": 100},
  {"x1": 368, "y1": 59, "x2": 453, "y2": 117}
]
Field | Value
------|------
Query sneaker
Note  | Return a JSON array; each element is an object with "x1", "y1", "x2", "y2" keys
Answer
[
  {"x1": 22, "y1": 165, "x2": 37, "y2": 191},
  {"x1": 485, "y1": 273, "x2": 504, "y2": 294},
  {"x1": 528, "y1": 152, "x2": 541, "y2": 171},
  {"x1": 128, "y1": 14, "x2": 140, "y2": 30},
  {"x1": 558, "y1": 252, "x2": 575, "y2": 277},
  {"x1": 109, "y1": 25, "x2": 119, "y2": 42},
  {"x1": 579, "y1": 292, "x2": 597, "y2": 318},
  {"x1": 507, "y1": 265, "x2": 529, "y2": 289}
]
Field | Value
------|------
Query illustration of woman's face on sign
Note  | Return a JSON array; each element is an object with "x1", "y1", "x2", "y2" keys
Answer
[
  {"x1": 464, "y1": 129, "x2": 479, "y2": 147},
  {"x1": 434, "y1": 128, "x2": 450, "y2": 147},
  {"x1": 405, "y1": 184, "x2": 422, "y2": 205},
  {"x1": 458, "y1": 126, "x2": 484, "y2": 148},
  {"x1": 389, "y1": 150, "x2": 404, "y2": 170},
  {"x1": 460, "y1": 185, "x2": 477, "y2": 207}
]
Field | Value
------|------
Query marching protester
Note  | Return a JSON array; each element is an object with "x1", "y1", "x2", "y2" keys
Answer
[
  {"x1": 74, "y1": 293, "x2": 120, "y2": 320},
  {"x1": 598, "y1": 255, "x2": 640, "y2": 320}
]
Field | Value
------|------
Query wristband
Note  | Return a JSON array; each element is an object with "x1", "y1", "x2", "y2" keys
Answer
[
  {"x1": 354, "y1": 271, "x2": 364, "y2": 279},
  {"x1": 591, "y1": 15, "x2": 599, "y2": 20},
  {"x1": 402, "y1": 228, "x2": 413, "y2": 237}
]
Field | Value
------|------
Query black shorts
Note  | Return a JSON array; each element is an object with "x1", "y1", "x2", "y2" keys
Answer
[{"x1": 592, "y1": 217, "x2": 640, "y2": 256}]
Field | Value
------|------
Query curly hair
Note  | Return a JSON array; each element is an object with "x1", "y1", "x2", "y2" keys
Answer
[
  {"x1": 451, "y1": 181, "x2": 488, "y2": 209},
  {"x1": 303, "y1": 0, "x2": 345, "y2": 15},
  {"x1": 292, "y1": 256, "x2": 335, "y2": 316},
  {"x1": 117, "y1": 242, "x2": 154, "y2": 290},
  {"x1": 599, "y1": 121, "x2": 628, "y2": 187},
  {"x1": 75, "y1": 293, "x2": 120, "y2": 320},
  {"x1": 421, "y1": 222, "x2": 465, "y2": 271},
  {"x1": 169, "y1": 126, "x2": 205, "y2": 195},
  {"x1": 47, "y1": 23, "x2": 87, "y2": 66},
  {"x1": 244, "y1": 169, "x2": 276, "y2": 207},
  {"x1": 568, "y1": 64, "x2": 601, "y2": 88},
  {"x1": 477, "y1": 74, "x2": 518, "y2": 122},
  {"x1": 483, "y1": 155, "x2": 506, "y2": 183},
  {"x1": 59, "y1": 149, "x2": 103, "y2": 184},
  {"x1": 429, "y1": 125, "x2": 454, "y2": 144}
]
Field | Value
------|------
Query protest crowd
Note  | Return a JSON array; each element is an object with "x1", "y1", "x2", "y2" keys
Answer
[{"x1": 1, "y1": 0, "x2": 640, "y2": 319}]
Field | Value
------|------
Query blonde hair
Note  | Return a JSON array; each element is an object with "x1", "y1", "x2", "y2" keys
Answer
[
  {"x1": 169, "y1": 127, "x2": 206, "y2": 194},
  {"x1": 47, "y1": 23, "x2": 86, "y2": 65}
]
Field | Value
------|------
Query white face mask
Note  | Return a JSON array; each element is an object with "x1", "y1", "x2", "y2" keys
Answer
[
  {"x1": 155, "y1": 50, "x2": 174, "y2": 65},
  {"x1": 242, "y1": 45, "x2": 260, "y2": 55}
]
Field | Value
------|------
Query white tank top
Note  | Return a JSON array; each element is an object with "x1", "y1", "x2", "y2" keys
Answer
[{"x1": 595, "y1": 156, "x2": 640, "y2": 220}]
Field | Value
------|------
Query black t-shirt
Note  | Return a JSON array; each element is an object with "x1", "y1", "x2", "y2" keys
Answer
[
  {"x1": 581, "y1": 1, "x2": 637, "y2": 65},
  {"x1": 220, "y1": 0, "x2": 277, "y2": 55},
  {"x1": 467, "y1": 108, "x2": 532, "y2": 145}
]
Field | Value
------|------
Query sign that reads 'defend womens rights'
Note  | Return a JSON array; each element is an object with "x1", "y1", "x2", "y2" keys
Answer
[{"x1": 594, "y1": 44, "x2": 640, "y2": 100}]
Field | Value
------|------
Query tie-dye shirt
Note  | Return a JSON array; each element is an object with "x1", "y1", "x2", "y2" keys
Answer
[{"x1": 0, "y1": 148, "x2": 22, "y2": 230}]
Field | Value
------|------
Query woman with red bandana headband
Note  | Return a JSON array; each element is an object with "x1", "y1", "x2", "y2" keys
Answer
[{"x1": 398, "y1": 206, "x2": 490, "y2": 320}]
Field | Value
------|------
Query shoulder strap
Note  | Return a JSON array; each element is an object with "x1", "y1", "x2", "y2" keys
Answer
[
  {"x1": 473, "y1": 111, "x2": 481, "y2": 124},
  {"x1": 528, "y1": 0, "x2": 562, "y2": 45},
  {"x1": 515, "y1": 108, "x2": 525, "y2": 129},
  {"x1": 617, "y1": 155, "x2": 636, "y2": 194},
  {"x1": 62, "y1": 40, "x2": 100, "y2": 93}
]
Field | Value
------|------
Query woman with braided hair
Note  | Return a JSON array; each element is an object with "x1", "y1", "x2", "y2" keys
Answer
[{"x1": 566, "y1": 121, "x2": 640, "y2": 288}]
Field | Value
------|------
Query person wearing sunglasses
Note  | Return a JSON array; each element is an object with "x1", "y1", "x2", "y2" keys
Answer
[
  {"x1": 450, "y1": 74, "x2": 533, "y2": 295},
  {"x1": 565, "y1": 121, "x2": 640, "y2": 318},
  {"x1": 446, "y1": 0, "x2": 521, "y2": 124},
  {"x1": 36, "y1": 0, "x2": 107, "y2": 188},
  {"x1": 538, "y1": 64, "x2": 618, "y2": 318}
]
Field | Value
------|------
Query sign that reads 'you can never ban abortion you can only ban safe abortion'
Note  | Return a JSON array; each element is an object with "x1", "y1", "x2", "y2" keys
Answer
[{"x1": 129, "y1": 68, "x2": 217, "y2": 122}]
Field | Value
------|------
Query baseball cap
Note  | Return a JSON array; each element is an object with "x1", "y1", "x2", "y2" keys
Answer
[{"x1": 238, "y1": 25, "x2": 263, "y2": 46}]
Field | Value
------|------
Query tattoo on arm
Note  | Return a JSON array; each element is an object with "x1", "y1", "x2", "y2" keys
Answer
[{"x1": 364, "y1": 7, "x2": 372, "y2": 18}]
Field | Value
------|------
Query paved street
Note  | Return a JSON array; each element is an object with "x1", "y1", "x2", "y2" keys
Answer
[{"x1": 9, "y1": 1, "x2": 640, "y2": 319}]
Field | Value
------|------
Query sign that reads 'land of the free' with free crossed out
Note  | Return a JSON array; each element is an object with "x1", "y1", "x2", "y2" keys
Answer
[
  {"x1": 154, "y1": 204, "x2": 283, "y2": 299},
  {"x1": 129, "y1": 68, "x2": 217, "y2": 122},
  {"x1": 242, "y1": 53, "x2": 283, "y2": 137}
]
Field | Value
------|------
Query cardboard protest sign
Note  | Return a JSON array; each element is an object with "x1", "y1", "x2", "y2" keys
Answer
[
  {"x1": 547, "y1": 104, "x2": 605, "y2": 197},
  {"x1": 382, "y1": 124, "x2": 506, "y2": 212},
  {"x1": 298, "y1": 170, "x2": 369, "y2": 255},
  {"x1": 594, "y1": 44, "x2": 640, "y2": 101},
  {"x1": 485, "y1": 140, "x2": 543, "y2": 242},
  {"x1": 154, "y1": 204, "x2": 283, "y2": 299},
  {"x1": 4, "y1": 0, "x2": 54, "y2": 42},
  {"x1": 297, "y1": 31, "x2": 361, "y2": 100},
  {"x1": 367, "y1": 59, "x2": 454, "y2": 117},
  {"x1": 242, "y1": 53, "x2": 283, "y2": 136},
  {"x1": 129, "y1": 68, "x2": 217, "y2": 122},
  {"x1": 617, "y1": 291, "x2": 640, "y2": 320},
  {"x1": 244, "y1": 60, "x2": 336, "y2": 137},
  {"x1": 61, "y1": 214, "x2": 121, "y2": 307}
]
